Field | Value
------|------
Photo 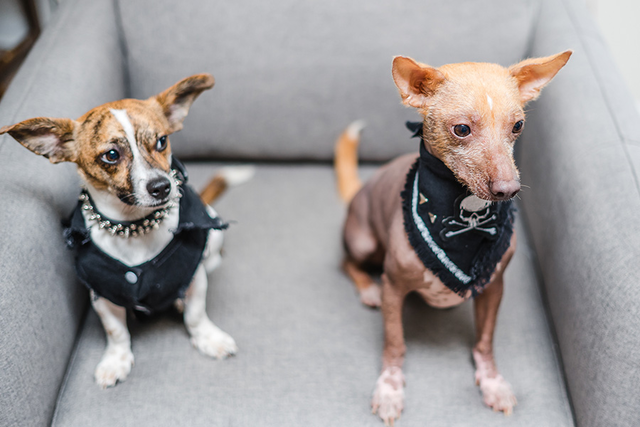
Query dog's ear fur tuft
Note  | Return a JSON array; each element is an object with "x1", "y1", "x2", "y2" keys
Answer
[
  {"x1": 509, "y1": 50, "x2": 572, "y2": 104},
  {"x1": 0, "y1": 117, "x2": 77, "y2": 163},
  {"x1": 392, "y1": 56, "x2": 445, "y2": 109},
  {"x1": 155, "y1": 73, "x2": 215, "y2": 133}
]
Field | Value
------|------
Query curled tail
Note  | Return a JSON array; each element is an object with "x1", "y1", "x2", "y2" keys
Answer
[
  {"x1": 200, "y1": 165, "x2": 255, "y2": 205},
  {"x1": 334, "y1": 120, "x2": 365, "y2": 203}
]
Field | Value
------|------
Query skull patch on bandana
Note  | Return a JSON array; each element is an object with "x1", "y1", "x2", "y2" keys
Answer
[{"x1": 441, "y1": 195, "x2": 499, "y2": 241}]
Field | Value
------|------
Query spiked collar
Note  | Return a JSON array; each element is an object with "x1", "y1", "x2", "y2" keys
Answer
[{"x1": 78, "y1": 159, "x2": 187, "y2": 238}]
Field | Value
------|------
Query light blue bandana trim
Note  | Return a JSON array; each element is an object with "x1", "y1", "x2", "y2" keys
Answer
[{"x1": 411, "y1": 172, "x2": 472, "y2": 284}]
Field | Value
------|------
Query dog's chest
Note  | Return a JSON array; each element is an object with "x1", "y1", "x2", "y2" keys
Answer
[
  {"x1": 415, "y1": 269, "x2": 468, "y2": 308},
  {"x1": 84, "y1": 206, "x2": 179, "y2": 266}
]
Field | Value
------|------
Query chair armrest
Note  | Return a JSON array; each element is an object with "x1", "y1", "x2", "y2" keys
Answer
[
  {"x1": 519, "y1": 1, "x2": 640, "y2": 426},
  {"x1": 0, "y1": 0, "x2": 127, "y2": 424}
]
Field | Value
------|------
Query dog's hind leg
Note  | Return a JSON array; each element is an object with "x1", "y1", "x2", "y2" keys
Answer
[
  {"x1": 184, "y1": 265, "x2": 237, "y2": 359},
  {"x1": 342, "y1": 195, "x2": 383, "y2": 308},
  {"x1": 202, "y1": 228, "x2": 224, "y2": 274},
  {"x1": 92, "y1": 294, "x2": 134, "y2": 388},
  {"x1": 200, "y1": 206, "x2": 225, "y2": 274},
  {"x1": 343, "y1": 258, "x2": 381, "y2": 308},
  {"x1": 473, "y1": 233, "x2": 517, "y2": 415}
]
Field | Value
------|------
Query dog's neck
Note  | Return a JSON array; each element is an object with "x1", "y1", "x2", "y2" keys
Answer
[
  {"x1": 84, "y1": 181, "x2": 161, "y2": 223},
  {"x1": 408, "y1": 119, "x2": 445, "y2": 165},
  {"x1": 420, "y1": 124, "x2": 437, "y2": 158}
]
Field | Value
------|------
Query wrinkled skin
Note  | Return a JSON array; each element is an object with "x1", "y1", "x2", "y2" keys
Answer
[{"x1": 341, "y1": 51, "x2": 572, "y2": 424}]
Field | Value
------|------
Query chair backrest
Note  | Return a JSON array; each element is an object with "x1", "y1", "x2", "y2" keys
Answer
[{"x1": 119, "y1": 0, "x2": 540, "y2": 161}]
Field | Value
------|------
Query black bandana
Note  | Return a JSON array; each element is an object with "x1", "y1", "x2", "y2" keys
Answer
[
  {"x1": 63, "y1": 159, "x2": 228, "y2": 314},
  {"x1": 401, "y1": 122, "x2": 515, "y2": 297}
]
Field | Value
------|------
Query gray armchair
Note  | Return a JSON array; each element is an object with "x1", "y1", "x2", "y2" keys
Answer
[{"x1": 1, "y1": 0, "x2": 638, "y2": 426}]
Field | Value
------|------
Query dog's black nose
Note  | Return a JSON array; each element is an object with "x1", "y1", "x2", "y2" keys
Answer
[{"x1": 147, "y1": 177, "x2": 171, "y2": 200}]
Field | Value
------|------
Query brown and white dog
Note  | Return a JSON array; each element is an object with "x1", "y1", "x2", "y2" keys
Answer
[
  {"x1": 335, "y1": 52, "x2": 571, "y2": 424},
  {"x1": 1, "y1": 74, "x2": 252, "y2": 388}
]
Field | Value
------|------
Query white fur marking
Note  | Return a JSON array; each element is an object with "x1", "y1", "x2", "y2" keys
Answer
[
  {"x1": 487, "y1": 94, "x2": 493, "y2": 111},
  {"x1": 110, "y1": 109, "x2": 139, "y2": 157},
  {"x1": 109, "y1": 108, "x2": 147, "y2": 190},
  {"x1": 346, "y1": 120, "x2": 366, "y2": 139}
]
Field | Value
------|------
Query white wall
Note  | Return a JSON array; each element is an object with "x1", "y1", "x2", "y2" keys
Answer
[{"x1": 587, "y1": 0, "x2": 640, "y2": 104}]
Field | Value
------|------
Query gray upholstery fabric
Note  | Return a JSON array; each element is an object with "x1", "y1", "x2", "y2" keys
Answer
[
  {"x1": 118, "y1": 0, "x2": 538, "y2": 161},
  {"x1": 517, "y1": 0, "x2": 640, "y2": 426},
  {"x1": 1, "y1": 0, "x2": 637, "y2": 424},
  {"x1": 51, "y1": 164, "x2": 573, "y2": 427},
  {"x1": 0, "y1": 0, "x2": 127, "y2": 425}
]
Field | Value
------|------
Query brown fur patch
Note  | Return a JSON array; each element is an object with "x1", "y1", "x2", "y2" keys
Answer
[
  {"x1": 72, "y1": 98, "x2": 173, "y2": 198},
  {"x1": 1, "y1": 73, "x2": 215, "y2": 206}
]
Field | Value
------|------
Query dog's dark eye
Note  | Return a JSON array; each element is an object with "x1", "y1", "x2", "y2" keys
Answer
[
  {"x1": 453, "y1": 124, "x2": 471, "y2": 138},
  {"x1": 512, "y1": 120, "x2": 524, "y2": 133},
  {"x1": 100, "y1": 149, "x2": 120, "y2": 164},
  {"x1": 156, "y1": 136, "x2": 168, "y2": 152}
]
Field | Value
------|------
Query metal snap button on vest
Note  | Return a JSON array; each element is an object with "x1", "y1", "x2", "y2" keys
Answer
[{"x1": 125, "y1": 271, "x2": 138, "y2": 284}]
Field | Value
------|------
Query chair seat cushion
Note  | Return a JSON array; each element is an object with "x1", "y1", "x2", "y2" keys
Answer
[{"x1": 51, "y1": 162, "x2": 574, "y2": 427}]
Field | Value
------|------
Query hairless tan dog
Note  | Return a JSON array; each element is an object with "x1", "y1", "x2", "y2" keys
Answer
[{"x1": 335, "y1": 51, "x2": 571, "y2": 425}]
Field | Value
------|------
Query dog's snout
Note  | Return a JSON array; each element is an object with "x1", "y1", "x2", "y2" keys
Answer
[
  {"x1": 147, "y1": 177, "x2": 171, "y2": 200},
  {"x1": 490, "y1": 180, "x2": 520, "y2": 200}
]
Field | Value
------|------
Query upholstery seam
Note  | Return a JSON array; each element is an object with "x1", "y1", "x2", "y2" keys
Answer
[
  {"x1": 516, "y1": 205, "x2": 577, "y2": 427},
  {"x1": 112, "y1": 0, "x2": 132, "y2": 97}
]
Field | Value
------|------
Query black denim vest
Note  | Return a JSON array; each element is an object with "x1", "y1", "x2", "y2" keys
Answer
[{"x1": 63, "y1": 161, "x2": 227, "y2": 314}]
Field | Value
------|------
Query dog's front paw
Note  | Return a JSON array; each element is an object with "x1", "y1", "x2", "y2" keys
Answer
[
  {"x1": 476, "y1": 373, "x2": 517, "y2": 415},
  {"x1": 371, "y1": 367, "x2": 405, "y2": 425},
  {"x1": 190, "y1": 325, "x2": 238, "y2": 359},
  {"x1": 95, "y1": 347, "x2": 134, "y2": 389}
]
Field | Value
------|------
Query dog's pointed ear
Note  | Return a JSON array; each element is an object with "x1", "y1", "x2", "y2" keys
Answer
[
  {"x1": 509, "y1": 50, "x2": 572, "y2": 104},
  {"x1": 0, "y1": 117, "x2": 77, "y2": 163},
  {"x1": 392, "y1": 56, "x2": 445, "y2": 109},
  {"x1": 154, "y1": 73, "x2": 215, "y2": 133}
]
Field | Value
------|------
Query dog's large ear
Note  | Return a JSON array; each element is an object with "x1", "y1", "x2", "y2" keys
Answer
[
  {"x1": 0, "y1": 117, "x2": 77, "y2": 163},
  {"x1": 392, "y1": 56, "x2": 445, "y2": 109},
  {"x1": 509, "y1": 50, "x2": 572, "y2": 104},
  {"x1": 154, "y1": 73, "x2": 215, "y2": 133}
]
